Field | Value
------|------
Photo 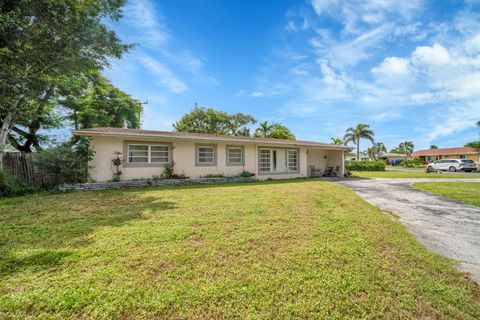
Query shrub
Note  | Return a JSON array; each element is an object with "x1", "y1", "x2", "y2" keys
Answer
[
  {"x1": 345, "y1": 160, "x2": 385, "y2": 171},
  {"x1": 239, "y1": 171, "x2": 255, "y2": 178},
  {"x1": 33, "y1": 138, "x2": 94, "y2": 184},
  {"x1": 0, "y1": 170, "x2": 34, "y2": 197},
  {"x1": 203, "y1": 173, "x2": 225, "y2": 178},
  {"x1": 401, "y1": 158, "x2": 424, "y2": 167},
  {"x1": 161, "y1": 161, "x2": 175, "y2": 179},
  {"x1": 171, "y1": 173, "x2": 189, "y2": 179}
]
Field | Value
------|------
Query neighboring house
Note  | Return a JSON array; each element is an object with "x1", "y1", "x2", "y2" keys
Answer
[
  {"x1": 381, "y1": 152, "x2": 408, "y2": 162},
  {"x1": 411, "y1": 147, "x2": 480, "y2": 163},
  {"x1": 345, "y1": 152, "x2": 407, "y2": 162},
  {"x1": 73, "y1": 127, "x2": 347, "y2": 181}
]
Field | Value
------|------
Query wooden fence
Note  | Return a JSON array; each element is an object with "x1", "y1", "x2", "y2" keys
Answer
[{"x1": 2, "y1": 152, "x2": 56, "y2": 187}]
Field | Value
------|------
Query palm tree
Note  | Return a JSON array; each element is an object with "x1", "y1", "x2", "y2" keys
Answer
[
  {"x1": 398, "y1": 141, "x2": 414, "y2": 155},
  {"x1": 343, "y1": 124, "x2": 375, "y2": 160},
  {"x1": 254, "y1": 121, "x2": 272, "y2": 138},
  {"x1": 330, "y1": 137, "x2": 344, "y2": 145}
]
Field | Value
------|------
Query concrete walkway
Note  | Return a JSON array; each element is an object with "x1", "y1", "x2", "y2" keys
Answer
[{"x1": 337, "y1": 178, "x2": 480, "y2": 283}]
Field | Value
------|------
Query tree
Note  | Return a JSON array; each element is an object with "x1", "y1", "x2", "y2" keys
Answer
[
  {"x1": 268, "y1": 123, "x2": 295, "y2": 140},
  {"x1": 253, "y1": 122, "x2": 295, "y2": 140},
  {"x1": 343, "y1": 124, "x2": 375, "y2": 160},
  {"x1": 8, "y1": 71, "x2": 142, "y2": 152},
  {"x1": 430, "y1": 145, "x2": 438, "y2": 149},
  {"x1": 254, "y1": 121, "x2": 273, "y2": 138},
  {"x1": 0, "y1": 0, "x2": 130, "y2": 167},
  {"x1": 330, "y1": 138, "x2": 344, "y2": 145},
  {"x1": 173, "y1": 106, "x2": 256, "y2": 135},
  {"x1": 398, "y1": 141, "x2": 415, "y2": 155},
  {"x1": 465, "y1": 141, "x2": 480, "y2": 151},
  {"x1": 367, "y1": 142, "x2": 387, "y2": 160}
]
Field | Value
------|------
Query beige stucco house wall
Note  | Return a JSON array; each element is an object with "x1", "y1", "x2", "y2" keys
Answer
[{"x1": 76, "y1": 128, "x2": 346, "y2": 182}]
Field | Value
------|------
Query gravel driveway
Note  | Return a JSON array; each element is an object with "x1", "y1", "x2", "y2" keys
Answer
[{"x1": 337, "y1": 178, "x2": 480, "y2": 283}]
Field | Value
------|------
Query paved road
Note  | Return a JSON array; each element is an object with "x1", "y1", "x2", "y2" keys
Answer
[
  {"x1": 386, "y1": 167, "x2": 480, "y2": 176},
  {"x1": 337, "y1": 178, "x2": 480, "y2": 283}
]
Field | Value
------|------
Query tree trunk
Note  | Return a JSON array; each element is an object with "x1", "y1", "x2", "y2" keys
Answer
[
  {"x1": 0, "y1": 111, "x2": 15, "y2": 169},
  {"x1": 356, "y1": 140, "x2": 360, "y2": 161}
]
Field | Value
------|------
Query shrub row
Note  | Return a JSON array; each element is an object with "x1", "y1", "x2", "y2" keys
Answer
[{"x1": 345, "y1": 160, "x2": 385, "y2": 171}]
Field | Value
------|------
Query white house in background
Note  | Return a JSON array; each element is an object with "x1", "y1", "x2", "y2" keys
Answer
[{"x1": 73, "y1": 127, "x2": 347, "y2": 182}]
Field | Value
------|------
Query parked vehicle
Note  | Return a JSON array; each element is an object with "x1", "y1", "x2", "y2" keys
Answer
[{"x1": 426, "y1": 159, "x2": 478, "y2": 172}]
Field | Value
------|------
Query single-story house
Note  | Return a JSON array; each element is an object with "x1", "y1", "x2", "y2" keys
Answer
[
  {"x1": 380, "y1": 152, "x2": 408, "y2": 162},
  {"x1": 73, "y1": 127, "x2": 348, "y2": 182},
  {"x1": 411, "y1": 147, "x2": 480, "y2": 163}
]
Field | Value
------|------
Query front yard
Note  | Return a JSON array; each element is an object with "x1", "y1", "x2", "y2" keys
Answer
[
  {"x1": 1, "y1": 180, "x2": 479, "y2": 319},
  {"x1": 413, "y1": 182, "x2": 480, "y2": 207}
]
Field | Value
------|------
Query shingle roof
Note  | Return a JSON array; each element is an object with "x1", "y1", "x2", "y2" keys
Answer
[
  {"x1": 411, "y1": 147, "x2": 478, "y2": 156},
  {"x1": 73, "y1": 127, "x2": 347, "y2": 149}
]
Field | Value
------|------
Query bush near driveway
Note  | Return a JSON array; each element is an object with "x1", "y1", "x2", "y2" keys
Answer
[
  {"x1": 0, "y1": 180, "x2": 479, "y2": 318},
  {"x1": 346, "y1": 160, "x2": 385, "y2": 171}
]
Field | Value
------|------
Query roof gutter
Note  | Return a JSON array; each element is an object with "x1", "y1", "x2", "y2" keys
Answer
[{"x1": 72, "y1": 130, "x2": 349, "y2": 150}]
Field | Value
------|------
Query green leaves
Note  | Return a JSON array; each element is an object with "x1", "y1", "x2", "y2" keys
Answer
[
  {"x1": 253, "y1": 121, "x2": 295, "y2": 140},
  {"x1": 173, "y1": 106, "x2": 257, "y2": 136}
]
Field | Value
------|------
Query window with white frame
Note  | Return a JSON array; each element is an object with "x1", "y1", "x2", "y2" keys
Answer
[
  {"x1": 258, "y1": 148, "x2": 299, "y2": 173},
  {"x1": 227, "y1": 146, "x2": 243, "y2": 165},
  {"x1": 127, "y1": 144, "x2": 170, "y2": 164},
  {"x1": 196, "y1": 145, "x2": 216, "y2": 166}
]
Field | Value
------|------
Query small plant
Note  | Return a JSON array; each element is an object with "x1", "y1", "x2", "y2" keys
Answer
[
  {"x1": 110, "y1": 173, "x2": 121, "y2": 182},
  {"x1": 171, "y1": 172, "x2": 189, "y2": 179},
  {"x1": 239, "y1": 171, "x2": 255, "y2": 178},
  {"x1": 203, "y1": 173, "x2": 225, "y2": 178},
  {"x1": 161, "y1": 161, "x2": 175, "y2": 179},
  {"x1": 111, "y1": 151, "x2": 122, "y2": 181},
  {"x1": 401, "y1": 158, "x2": 424, "y2": 167}
]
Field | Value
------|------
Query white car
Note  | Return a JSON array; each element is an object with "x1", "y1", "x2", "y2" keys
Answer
[{"x1": 426, "y1": 159, "x2": 478, "y2": 172}]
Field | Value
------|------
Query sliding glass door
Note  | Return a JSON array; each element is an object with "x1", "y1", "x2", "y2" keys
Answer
[{"x1": 258, "y1": 148, "x2": 299, "y2": 174}]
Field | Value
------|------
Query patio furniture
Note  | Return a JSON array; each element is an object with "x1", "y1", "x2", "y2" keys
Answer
[
  {"x1": 322, "y1": 166, "x2": 338, "y2": 177},
  {"x1": 309, "y1": 165, "x2": 322, "y2": 178}
]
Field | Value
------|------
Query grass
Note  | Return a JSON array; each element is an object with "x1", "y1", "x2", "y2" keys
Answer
[
  {"x1": 0, "y1": 180, "x2": 479, "y2": 319},
  {"x1": 386, "y1": 165, "x2": 423, "y2": 170},
  {"x1": 413, "y1": 182, "x2": 480, "y2": 207},
  {"x1": 352, "y1": 171, "x2": 479, "y2": 178}
]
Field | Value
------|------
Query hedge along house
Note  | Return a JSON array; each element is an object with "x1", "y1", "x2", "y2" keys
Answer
[{"x1": 73, "y1": 127, "x2": 347, "y2": 182}]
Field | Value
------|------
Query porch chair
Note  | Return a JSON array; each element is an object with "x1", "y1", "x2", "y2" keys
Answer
[
  {"x1": 322, "y1": 166, "x2": 338, "y2": 177},
  {"x1": 309, "y1": 165, "x2": 322, "y2": 178}
]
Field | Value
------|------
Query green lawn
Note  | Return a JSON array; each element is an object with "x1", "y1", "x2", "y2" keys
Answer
[
  {"x1": 1, "y1": 180, "x2": 479, "y2": 319},
  {"x1": 386, "y1": 165, "x2": 424, "y2": 170},
  {"x1": 413, "y1": 182, "x2": 480, "y2": 207},
  {"x1": 353, "y1": 171, "x2": 479, "y2": 178}
]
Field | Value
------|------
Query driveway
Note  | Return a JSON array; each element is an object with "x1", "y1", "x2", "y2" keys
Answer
[{"x1": 337, "y1": 178, "x2": 480, "y2": 283}]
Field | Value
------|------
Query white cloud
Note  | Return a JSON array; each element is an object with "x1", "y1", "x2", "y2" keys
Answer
[
  {"x1": 465, "y1": 33, "x2": 480, "y2": 54},
  {"x1": 124, "y1": 0, "x2": 170, "y2": 44},
  {"x1": 138, "y1": 55, "x2": 187, "y2": 93},
  {"x1": 425, "y1": 103, "x2": 480, "y2": 141},
  {"x1": 412, "y1": 44, "x2": 451, "y2": 66},
  {"x1": 371, "y1": 57, "x2": 411, "y2": 76},
  {"x1": 251, "y1": 91, "x2": 265, "y2": 98},
  {"x1": 310, "y1": 0, "x2": 423, "y2": 33}
]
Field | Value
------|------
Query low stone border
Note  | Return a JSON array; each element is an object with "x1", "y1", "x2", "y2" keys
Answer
[{"x1": 60, "y1": 177, "x2": 256, "y2": 191}]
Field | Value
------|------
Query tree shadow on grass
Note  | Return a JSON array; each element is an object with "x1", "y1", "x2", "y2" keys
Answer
[
  {"x1": 0, "y1": 195, "x2": 177, "y2": 276},
  {"x1": 0, "y1": 249, "x2": 73, "y2": 278}
]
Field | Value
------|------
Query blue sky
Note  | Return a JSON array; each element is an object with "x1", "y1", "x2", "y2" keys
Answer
[{"x1": 103, "y1": 0, "x2": 480, "y2": 151}]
